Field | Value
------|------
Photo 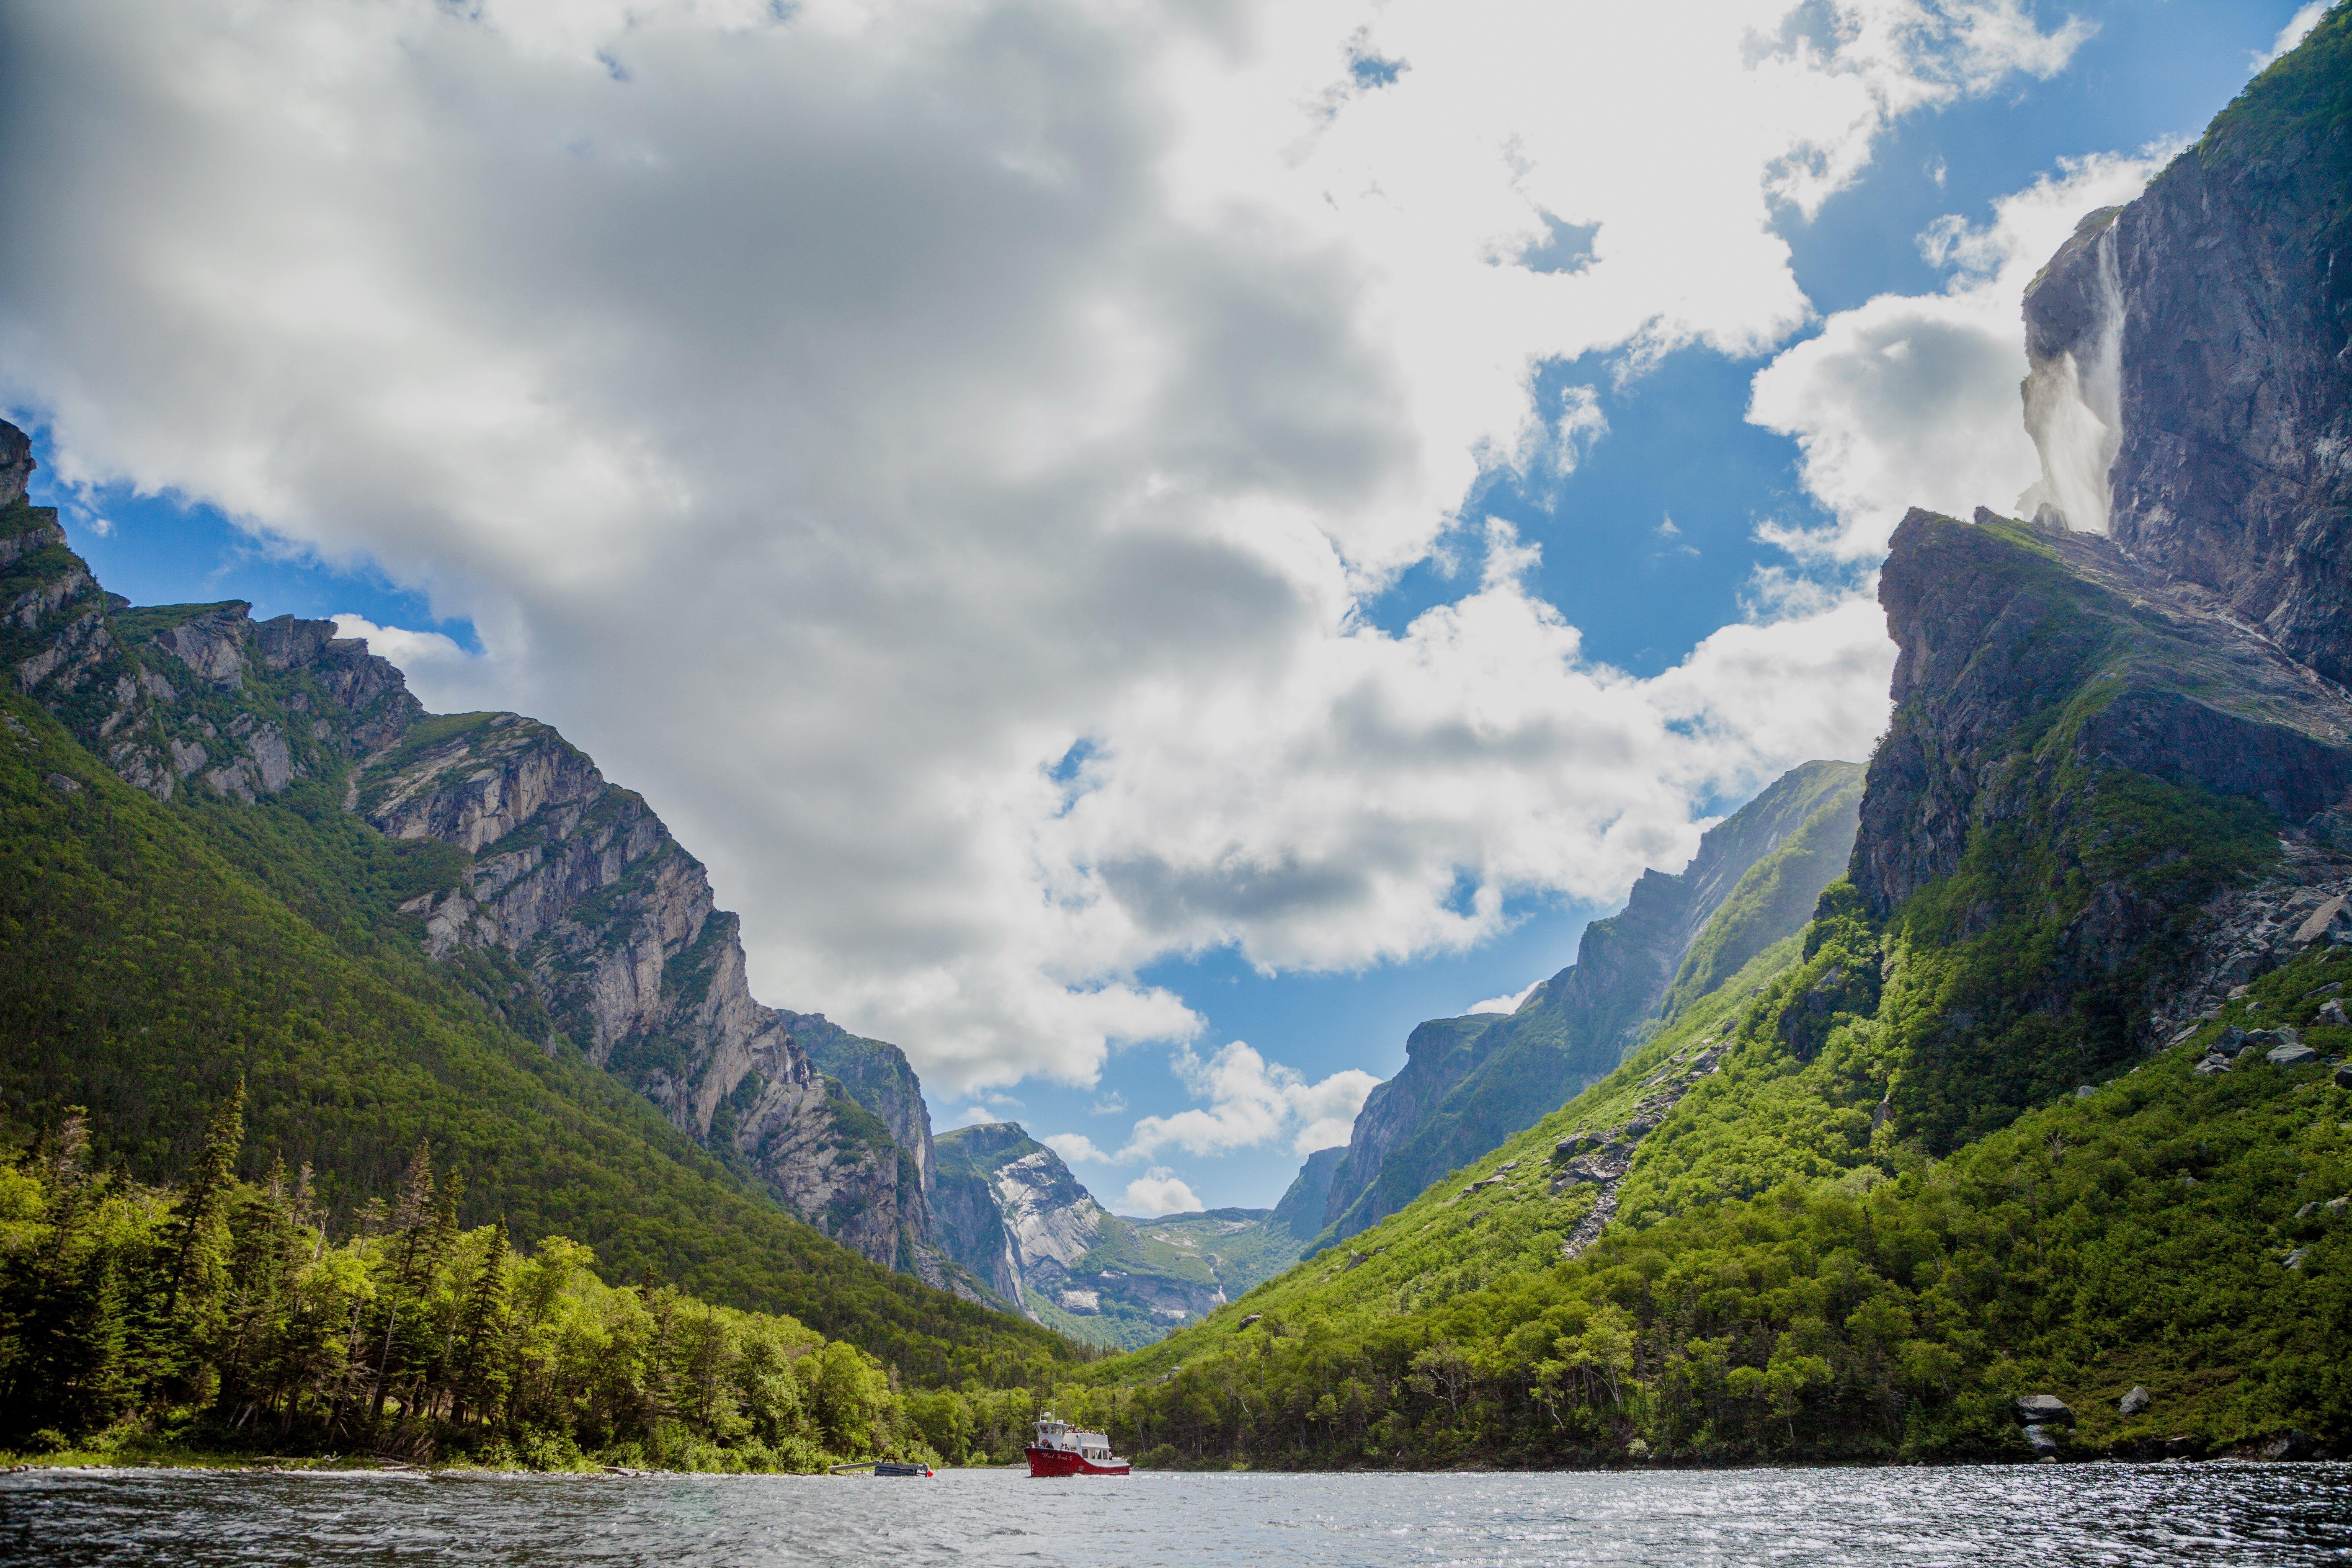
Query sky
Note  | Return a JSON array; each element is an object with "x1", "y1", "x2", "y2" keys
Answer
[{"x1": 0, "y1": 0, "x2": 2324, "y2": 1215}]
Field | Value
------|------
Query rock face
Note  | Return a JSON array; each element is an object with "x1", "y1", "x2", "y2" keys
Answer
[
  {"x1": 1315, "y1": 759, "x2": 1866, "y2": 1246},
  {"x1": 2022, "y1": 21, "x2": 2352, "y2": 685},
  {"x1": 931, "y1": 1123, "x2": 1304, "y2": 1348},
  {"x1": 1856, "y1": 510, "x2": 2352, "y2": 925},
  {"x1": 1270, "y1": 1146, "x2": 1344, "y2": 1244},
  {"x1": 0, "y1": 468, "x2": 959, "y2": 1286}
]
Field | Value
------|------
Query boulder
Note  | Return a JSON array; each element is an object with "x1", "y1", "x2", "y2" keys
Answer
[
  {"x1": 2268, "y1": 1043, "x2": 2320, "y2": 1067},
  {"x1": 2074, "y1": 1085, "x2": 2096, "y2": 1099},
  {"x1": 2295, "y1": 897, "x2": 2348, "y2": 946},
  {"x1": 2017, "y1": 1394, "x2": 2074, "y2": 1425},
  {"x1": 2193, "y1": 1055, "x2": 2231, "y2": 1076},
  {"x1": 2320, "y1": 1000, "x2": 2349, "y2": 1028},
  {"x1": 2337, "y1": 1065, "x2": 2352, "y2": 1089},
  {"x1": 2120, "y1": 1385, "x2": 2152, "y2": 1417},
  {"x1": 2214, "y1": 1026, "x2": 2248, "y2": 1052},
  {"x1": 2022, "y1": 1424, "x2": 2060, "y2": 1458},
  {"x1": 2226, "y1": 1430, "x2": 2320, "y2": 1461},
  {"x1": 1238, "y1": 1313, "x2": 1261, "y2": 1329},
  {"x1": 2284, "y1": 1248, "x2": 2309, "y2": 1270}
]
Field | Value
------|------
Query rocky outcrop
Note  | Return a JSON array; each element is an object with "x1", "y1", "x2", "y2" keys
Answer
[
  {"x1": 789, "y1": 1014, "x2": 936, "y2": 1195},
  {"x1": 0, "y1": 423, "x2": 31, "y2": 508},
  {"x1": 1315, "y1": 758, "x2": 1866, "y2": 1245},
  {"x1": 2021, "y1": 13, "x2": 2352, "y2": 683},
  {"x1": 1856, "y1": 510, "x2": 2352, "y2": 922}
]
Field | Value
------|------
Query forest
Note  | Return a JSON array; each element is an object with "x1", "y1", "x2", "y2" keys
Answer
[{"x1": 0, "y1": 1091, "x2": 1061, "y2": 1470}]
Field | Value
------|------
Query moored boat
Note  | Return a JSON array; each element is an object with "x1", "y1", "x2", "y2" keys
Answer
[{"x1": 1025, "y1": 1412, "x2": 1130, "y2": 1476}]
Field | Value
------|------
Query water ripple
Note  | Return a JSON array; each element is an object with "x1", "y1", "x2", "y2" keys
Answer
[{"x1": 2, "y1": 1463, "x2": 2348, "y2": 1567}]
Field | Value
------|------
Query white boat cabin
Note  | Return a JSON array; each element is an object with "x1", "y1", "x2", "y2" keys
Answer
[{"x1": 1033, "y1": 1413, "x2": 1115, "y2": 1462}]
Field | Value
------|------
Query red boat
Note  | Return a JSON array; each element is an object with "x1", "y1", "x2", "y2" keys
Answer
[{"x1": 1025, "y1": 1412, "x2": 1130, "y2": 1476}]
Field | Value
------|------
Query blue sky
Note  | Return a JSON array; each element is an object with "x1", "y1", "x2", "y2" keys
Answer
[{"x1": 4, "y1": 0, "x2": 2318, "y2": 1215}]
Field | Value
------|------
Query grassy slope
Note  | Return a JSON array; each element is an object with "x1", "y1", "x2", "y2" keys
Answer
[
  {"x1": 1323, "y1": 765, "x2": 1865, "y2": 1246},
  {"x1": 0, "y1": 690, "x2": 1072, "y2": 1387}
]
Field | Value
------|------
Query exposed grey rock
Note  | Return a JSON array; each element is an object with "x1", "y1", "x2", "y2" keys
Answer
[
  {"x1": 2120, "y1": 1385, "x2": 2151, "y2": 1417},
  {"x1": 0, "y1": 421, "x2": 31, "y2": 508},
  {"x1": 2283, "y1": 1248, "x2": 2309, "y2": 1271},
  {"x1": 2320, "y1": 1000, "x2": 2349, "y2": 1028},
  {"x1": 43, "y1": 772, "x2": 78, "y2": 795},
  {"x1": 2297, "y1": 897, "x2": 2349, "y2": 946},
  {"x1": 2074, "y1": 1085, "x2": 2096, "y2": 1099},
  {"x1": 2268, "y1": 1043, "x2": 2320, "y2": 1067},
  {"x1": 2228, "y1": 1430, "x2": 2320, "y2": 1462},
  {"x1": 2017, "y1": 1394, "x2": 2074, "y2": 1426},
  {"x1": 2022, "y1": 1424, "x2": 2060, "y2": 1458},
  {"x1": 1238, "y1": 1313, "x2": 1261, "y2": 1329},
  {"x1": 2192, "y1": 1055, "x2": 2230, "y2": 1076}
]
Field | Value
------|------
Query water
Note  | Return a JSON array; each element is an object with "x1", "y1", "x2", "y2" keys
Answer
[{"x1": 5, "y1": 1462, "x2": 2350, "y2": 1566}]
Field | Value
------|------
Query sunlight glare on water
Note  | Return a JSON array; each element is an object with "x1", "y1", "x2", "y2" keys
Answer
[{"x1": 3, "y1": 1462, "x2": 2350, "y2": 1566}]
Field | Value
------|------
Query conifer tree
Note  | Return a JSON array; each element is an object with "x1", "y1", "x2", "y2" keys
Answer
[{"x1": 450, "y1": 1217, "x2": 511, "y2": 1427}]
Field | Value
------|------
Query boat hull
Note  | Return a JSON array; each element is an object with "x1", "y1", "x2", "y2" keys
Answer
[{"x1": 1026, "y1": 1445, "x2": 1130, "y2": 1477}]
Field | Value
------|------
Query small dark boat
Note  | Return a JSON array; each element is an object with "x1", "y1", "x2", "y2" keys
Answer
[{"x1": 873, "y1": 1461, "x2": 934, "y2": 1477}]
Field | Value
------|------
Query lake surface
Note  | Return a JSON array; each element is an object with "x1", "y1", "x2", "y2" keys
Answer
[{"x1": 5, "y1": 1462, "x2": 2349, "y2": 1566}]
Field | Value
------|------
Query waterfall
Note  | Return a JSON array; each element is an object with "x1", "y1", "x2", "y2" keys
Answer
[{"x1": 2017, "y1": 222, "x2": 2123, "y2": 533}]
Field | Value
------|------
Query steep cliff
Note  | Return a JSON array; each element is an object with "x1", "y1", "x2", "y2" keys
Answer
[
  {"x1": 1314, "y1": 759, "x2": 1865, "y2": 1244},
  {"x1": 0, "y1": 464, "x2": 955, "y2": 1283},
  {"x1": 2022, "y1": 6, "x2": 2352, "y2": 681},
  {"x1": 929, "y1": 1122, "x2": 1305, "y2": 1348}
]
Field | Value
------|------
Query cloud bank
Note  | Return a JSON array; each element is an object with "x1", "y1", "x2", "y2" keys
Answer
[{"x1": 0, "y1": 0, "x2": 2088, "y2": 1097}]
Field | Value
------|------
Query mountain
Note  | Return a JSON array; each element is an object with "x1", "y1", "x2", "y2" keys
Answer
[
  {"x1": 0, "y1": 452, "x2": 1065, "y2": 1377},
  {"x1": 1271, "y1": 1145, "x2": 1345, "y2": 1243},
  {"x1": 930, "y1": 1122, "x2": 1317, "y2": 1348},
  {"x1": 1083, "y1": 16, "x2": 2352, "y2": 1468},
  {"x1": 1314, "y1": 758, "x2": 1865, "y2": 1245}
]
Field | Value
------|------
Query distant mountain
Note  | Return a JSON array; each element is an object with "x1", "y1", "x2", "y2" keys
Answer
[
  {"x1": 931, "y1": 1122, "x2": 1316, "y2": 1348},
  {"x1": 1315, "y1": 758, "x2": 1866, "y2": 1244}
]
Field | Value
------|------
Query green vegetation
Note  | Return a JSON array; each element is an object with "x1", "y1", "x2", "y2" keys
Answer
[
  {"x1": 0, "y1": 691, "x2": 1075, "y2": 1390},
  {"x1": 2203, "y1": 0, "x2": 2352, "y2": 162},
  {"x1": 1317, "y1": 761, "x2": 1865, "y2": 1247},
  {"x1": 1065, "y1": 942, "x2": 2352, "y2": 1469},
  {"x1": 0, "y1": 1097, "x2": 995, "y2": 1470},
  {"x1": 1130, "y1": 1210, "x2": 1309, "y2": 1300}
]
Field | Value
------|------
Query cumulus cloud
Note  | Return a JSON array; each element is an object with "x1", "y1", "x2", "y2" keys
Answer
[
  {"x1": 1042, "y1": 1132, "x2": 1110, "y2": 1166},
  {"x1": 1746, "y1": 149, "x2": 2170, "y2": 560},
  {"x1": 0, "y1": 0, "x2": 2077, "y2": 1095},
  {"x1": 1119, "y1": 1168, "x2": 1204, "y2": 1218},
  {"x1": 331, "y1": 615, "x2": 482, "y2": 694},
  {"x1": 1119, "y1": 1041, "x2": 1382, "y2": 1161}
]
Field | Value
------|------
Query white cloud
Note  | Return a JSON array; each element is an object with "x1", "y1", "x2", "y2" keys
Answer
[
  {"x1": 1119, "y1": 1167, "x2": 1204, "y2": 1217},
  {"x1": 1042, "y1": 1132, "x2": 1109, "y2": 1165},
  {"x1": 1746, "y1": 149, "x2": 2170, "y2": 561},
  {"x1": 2257, "y1": 3, "x2": 2327, "y2": 70},
  {"x1": 1467, "y1": 980, "x2": 1538, "y2": 1015},
  {"x1": 0, "y1": 0, "x2": 2077, "y2": 1095},
  {"x1": 1119, "y1": 1040, "x2": 1381, "y2": 1161},
  {"x1": 1088, "y1": 1093, "x2": 1126, "y2": 1116},
  {"x1": 331, "y1": 614, "x2": 481, "y2": 694}
]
